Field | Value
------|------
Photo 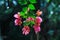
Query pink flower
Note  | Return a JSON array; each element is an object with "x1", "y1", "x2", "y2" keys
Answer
[
  {"x1": 22, "y1": 26, "x2": 30, "y2": 35},
  {"x1": 14, "y1": 12, "x2": 22, "y2": 26},
  {"x1": 26, "y1": 17, "x2": 34, "y2": 22},
  {"x1": 35, "y1": 16, "x2": 42, "y2": 24},
  {"x1": 14, "y1": 12, "x2": 20, "y2": 18},
  {"x1": 33, "y1": 25, "x2": 41, "y2": 34},
  {"x1": 14, "y1": 19, "x2": 22, "y2": 26}
]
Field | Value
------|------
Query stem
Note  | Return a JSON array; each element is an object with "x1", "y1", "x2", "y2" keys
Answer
[
  {"x1": 36, "y1": 33, "x2": 39, "y2": 40},
  {"x1": 30, "y1": 34, "x2": 33, "y2": 40}
]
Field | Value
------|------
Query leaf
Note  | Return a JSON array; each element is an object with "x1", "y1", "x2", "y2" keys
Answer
[
  {"x1": 20, "y1": 11, "x2": 28, "y2": 18},
  {"x1": 20, "y1": 12, "x2": 25, "y2": 16},
  {"x1": 28, "y1": 4, "x2": 35, "y2": 10},
  {"x1": 29, "y1": 0, "x2": 36, "y2": 3},
  {"x1": 28, "y1": 21, "x2": 35, "y2": 27},
  {"x1": 31, "y1": 15, "x2": 36, "y2": 18},
  {"x1": 23, "y1": 21, "x2": 30, "y2": 26},
  {"x1": 28, "y1": 10, "x2": 36, "y2": 18},
  {"x1": 22, "y1": 7, "x2": 27, "y2": 12},
  {"x1": 23, "y1": 19, "x2": 35, "y2": 26},
  {"x1": 30, "y1": 21, "x2": 35, "y2": 25},
  {"x1": 23, "y1": 15, "x2": 27, "y2": 19},
  {"x1": 18, "y1": 0, "x2": 27, "y2": 5}
]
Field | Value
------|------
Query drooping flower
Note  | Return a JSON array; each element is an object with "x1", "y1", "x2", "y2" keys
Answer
[
  {"x1": 14, "y1": 12, "x2": 22, "y2": 26},
  {"x1": 33, "y1": 24, "x2": 41, "y2": 34},
  {"x1": 35, "y1": 16, "x2": 42, "y2": 24},
  {"x1": 36, "y1": 10, "x2": 42, "y2": 16},
  {"x1": 26, "y1": 17, "x2": 34, "y2": 22},
  {"x1": 14, "y1": 12, "x2": 20, "y2": 18},
  {"x1": 22, "y1": 26, "x2": 30, "y2": 35},
  {"x1": 14, "y1": 19, "x2": 22, "y2": 26}
]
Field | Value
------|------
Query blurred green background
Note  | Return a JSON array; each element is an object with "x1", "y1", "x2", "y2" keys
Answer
[{"x1": 0, "y1": 0, "x2": 60, "y2": 40}]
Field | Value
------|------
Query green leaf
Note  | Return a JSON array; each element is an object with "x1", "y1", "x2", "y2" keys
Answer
[
  {"x1": 20, "y1": 11, "x2": 27, "y2": 18},
  {"x1": 22, "y1": 7, "x2": 27, "y2": 12},
  {"x1": 31, "y1": 21, "x2": 35, "y2": 25},
  {"x1": 23, "y1": 20, "x2": 35, "y2": 26},
  {"x1": 31, "y1": 15, "x2": 36, "y2": 18},
  {"x1": 29, "y1": 21, "x2": 35, "y2": 27},
  {"x1": 18, "y1": 0, "x2": 27, "y2": 5},
  {"x1": 28, "y1": 4, "x2": 35, "y2": 10},
  {"x1": 27, "y1": 14, "x2": 36, "y2": 18},
  {"x1": 27, "y1": 12, "x2": 36, "y2": 18},
  {"x1": 23, "y1": 21, "x2": 30, "y2": 26},
  {"x1": 29, "y1": 0, "x2": 36, "y2": 3},
  {"x1": 23, "y1": 15, "x2": 27, "y2": 19},
  {"x1": 20, "y1": 12, "x2": 25, "y2": 16}
]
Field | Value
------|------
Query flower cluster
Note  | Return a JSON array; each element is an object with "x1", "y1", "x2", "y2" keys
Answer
[
  {"x1": 14, "y1": 10, "x2": 42, "y2": 35},
  {"x1": 33, "y1": 16, "x2": 42, "y2": 34}
]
